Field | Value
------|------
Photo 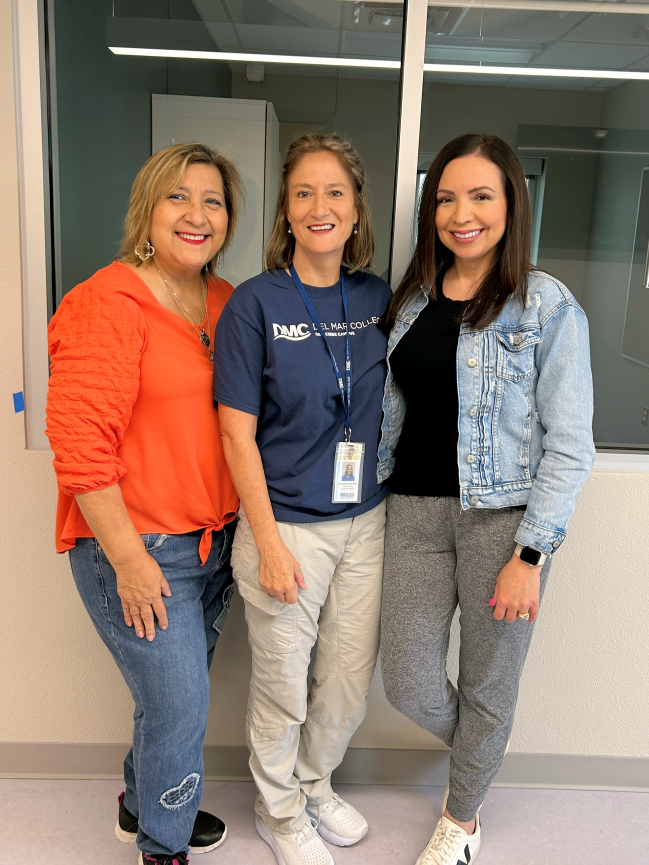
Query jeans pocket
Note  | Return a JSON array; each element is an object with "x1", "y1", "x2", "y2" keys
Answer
[
  {"x1": 216, "y1": 521, "x2": 235, "y2": 570},
  {"x1": 141, "y1": 533, "x2": 170, "y2": 554},
  {"x1": 213, "y1": 581, "x2": 234, "y2": 636}
]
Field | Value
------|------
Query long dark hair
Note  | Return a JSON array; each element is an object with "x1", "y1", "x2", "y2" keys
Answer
[{"x1": 383, "y1": 133, "x2": 532, "y2": 332}]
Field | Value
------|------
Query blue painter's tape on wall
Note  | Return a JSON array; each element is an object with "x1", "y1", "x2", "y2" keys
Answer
[{"x1": 13, "y1": 391, "x2": 25, "y2": 413}]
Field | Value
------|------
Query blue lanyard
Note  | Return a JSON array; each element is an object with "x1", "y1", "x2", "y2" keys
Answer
[{"x1": 289, "y1": 264, "x2": 353, "y2": 441}]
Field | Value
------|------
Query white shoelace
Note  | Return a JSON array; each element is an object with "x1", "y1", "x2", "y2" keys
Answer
[
  {"x1": 421, "y1": 821, "x2": 466, "y2": 865},
  {"x1": 321, "y1": 793, "x2": 345, "y2": 815},
  {"x1": 294, "y1": 820, "x2": 319, "y2": 848}
]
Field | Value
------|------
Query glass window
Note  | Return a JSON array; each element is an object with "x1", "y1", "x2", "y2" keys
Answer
[
  {"x1": 418, "y1": 0, "x2": 649, "y2": 449},
  {"x1": 50, "y1": 0, "x2": 403, "y2": 300}
]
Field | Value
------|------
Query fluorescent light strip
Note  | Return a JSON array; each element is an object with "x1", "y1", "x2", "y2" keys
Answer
[
  {"x1": 109, "y1": 48, "x2": 649, "y2": 81},
  {"x1": 423, "y1": 62, "x2": 649, "y2": 80},
  {"x1": 413, "y1": 0, "x2": 649, "y2": 13},
  {"x1": 109, "y1": 46, "x2": 400, "y2": 70},
  {"x1": 519, "y1": 146, "x2": 649, "y2": 155}
]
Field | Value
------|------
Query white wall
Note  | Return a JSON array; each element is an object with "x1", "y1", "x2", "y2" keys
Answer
[{"x1": 1, "y1": 0, "x2": 648, "y2": 763}]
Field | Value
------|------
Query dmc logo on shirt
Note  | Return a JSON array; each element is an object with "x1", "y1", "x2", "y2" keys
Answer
[{"x1": 272, "y1": 323, "x2": 311, "y2": 341}]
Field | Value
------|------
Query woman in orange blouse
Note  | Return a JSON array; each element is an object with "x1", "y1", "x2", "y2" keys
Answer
[{"x1": 46, "y1": 143, "x2": 243, "y2": 865}]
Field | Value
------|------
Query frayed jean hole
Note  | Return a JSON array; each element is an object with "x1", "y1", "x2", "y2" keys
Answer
[
  {"x1": 159, "y1": 772, "x2": 200, "y2": 810},
  {"x1": 213, "y1": 582, "x2": 234, "y2": 634}
]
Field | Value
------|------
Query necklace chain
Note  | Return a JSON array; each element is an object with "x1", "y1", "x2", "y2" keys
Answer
[{"x1": 152, "y1": 260, "x2": 213, "y2": 362}]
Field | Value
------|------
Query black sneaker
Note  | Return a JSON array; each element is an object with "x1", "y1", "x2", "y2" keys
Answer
[
  {"x1": 139, "y1": 854, "x2": 190, "y2": 865},
  {"x1": 116, "y1": 792, "x2": 228, "y2": 854}
]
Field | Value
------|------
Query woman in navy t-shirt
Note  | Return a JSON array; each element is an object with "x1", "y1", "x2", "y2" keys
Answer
[{"x1": 214, "y1": 134, "x2": 391, "y2": 865}]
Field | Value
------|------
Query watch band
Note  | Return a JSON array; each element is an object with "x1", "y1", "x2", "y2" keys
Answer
[{"x1": 515, "y1": 543, "x2": 547, "y2": 567}]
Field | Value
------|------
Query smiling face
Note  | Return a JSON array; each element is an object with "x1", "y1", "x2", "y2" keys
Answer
[
  {"x1": 286, "y1": 151, "x2": 359, "y2": 268},
  {"x1": 435, "y1": 153, "x2": 508, "y2": 269},
  {"x1": 345, "y1": 465, "x2": 354, "y2": 477},
  {"x1": 148, "y1": 162, "x2": 228, "y2": 277}
]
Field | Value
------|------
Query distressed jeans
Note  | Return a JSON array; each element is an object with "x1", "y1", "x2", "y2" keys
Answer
[{"x1": 69, "y1": 525, "x2": 235, "y2": 856}]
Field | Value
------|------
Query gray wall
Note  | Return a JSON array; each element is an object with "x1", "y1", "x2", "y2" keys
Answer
[
  {"x1": 581, "y1": 82, "x2": 649, "y2": 447},
  {"x1": 418, "y1": 80, "x2": 605, "y2": 154}
]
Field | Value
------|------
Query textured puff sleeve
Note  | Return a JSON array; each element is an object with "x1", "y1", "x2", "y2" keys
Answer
[{"x1": 46, "y1": 281, "x2": 145, "y2": 496}]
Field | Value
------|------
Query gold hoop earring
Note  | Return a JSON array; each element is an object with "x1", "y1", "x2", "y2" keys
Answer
[{"x1": 135, "y1": 240, "x2": 155, "y2": 261}]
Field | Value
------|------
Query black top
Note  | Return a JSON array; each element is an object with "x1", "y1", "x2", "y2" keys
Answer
[{"x1": 389, "y1": 278, "x2": 465, "y2": 497}]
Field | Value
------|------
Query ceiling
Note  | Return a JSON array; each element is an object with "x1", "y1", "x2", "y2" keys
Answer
[{"x1": 114, "y1": 0, "x2": 649, "y2": 90}]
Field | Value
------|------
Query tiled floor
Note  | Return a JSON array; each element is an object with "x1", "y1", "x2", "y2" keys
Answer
[{"x1": 1, "y1": 779, "x2": 648, "y2": 864}]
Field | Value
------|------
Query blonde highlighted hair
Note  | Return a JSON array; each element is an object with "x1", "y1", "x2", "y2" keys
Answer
[
  {"x1": 263, "y1": 133, "x2": 374, "y2": 274},
  {"x1": 120, "y1": 142, "x2": 244, "y2": 277}
]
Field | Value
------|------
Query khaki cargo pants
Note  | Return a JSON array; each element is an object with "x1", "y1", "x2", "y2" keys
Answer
[{"x1": 232, "y1": 501, "x2": 386, "y2": 834}]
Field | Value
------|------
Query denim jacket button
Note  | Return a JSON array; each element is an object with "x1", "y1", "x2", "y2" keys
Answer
[
  {"x1": 469, "y1": 407, "x2": 477, "y2": 417},
  {"x1": 467, "y1": 357, "x2": 478, "y2": 367},
  {"x1": 514, "y1": 333, "x2": 522, "y2": 345},
  {"x1": 470, "y1": 495, "x2": 479, "y2": 504},
  {"x1": 467, "y1": 454, "x2": 475, "y2": 464},
  {"x1": 552, "y1": 540, "x2": 561, "y2": 548}
]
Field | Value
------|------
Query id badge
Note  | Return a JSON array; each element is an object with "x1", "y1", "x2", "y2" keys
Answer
[{"x1": 332, "y1": 441, "x2": 365, "y2": 504}]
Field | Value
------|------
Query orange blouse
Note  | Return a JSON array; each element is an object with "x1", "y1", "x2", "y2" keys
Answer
[{"x1": 46, "y1": 261, "x2": 238, "y2": 564}]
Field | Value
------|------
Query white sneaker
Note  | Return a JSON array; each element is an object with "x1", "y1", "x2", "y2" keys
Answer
[
  {"x1": 415, "y1": 814, "x2": 481, "y2": 865},
  {"x1": 255, "y1": 815, "x2": 334, "y2": 865},
  {"x1": 306, "y1": 792, "x2": 368, "y2": 846}
]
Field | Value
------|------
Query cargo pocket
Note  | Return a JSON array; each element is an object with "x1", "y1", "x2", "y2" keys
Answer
[{"x1": 232, "y1": 511, "x2": 299, "y2": 654}]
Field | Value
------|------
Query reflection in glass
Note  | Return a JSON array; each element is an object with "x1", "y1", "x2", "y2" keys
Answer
[
  {"x1": 52, "y1": 0, "x2": 402, "y2": 300},
  {"x1": 418, "y1": 1, "x2": 649, "y2": 449}
]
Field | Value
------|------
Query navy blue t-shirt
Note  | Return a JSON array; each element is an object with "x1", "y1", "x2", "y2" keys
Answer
[{"x1": 213, "y1": 267, "x2": 391, "y2": 522}]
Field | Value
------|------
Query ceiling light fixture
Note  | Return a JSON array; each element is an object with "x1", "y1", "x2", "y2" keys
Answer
[
  {"x1": 423, "y1": 62, "x2": 649, "y2": 80},
  {"x1": 108, "y1": 47, "x2": 649, "y2": 81},
  {"x1": 109, "y1": 46, "x2": 400, "y2": 70}
]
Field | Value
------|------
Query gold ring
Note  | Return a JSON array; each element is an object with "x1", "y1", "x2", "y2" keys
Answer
[{"x1": 516, "y1": 611, "x2": 530, "y2": 621}]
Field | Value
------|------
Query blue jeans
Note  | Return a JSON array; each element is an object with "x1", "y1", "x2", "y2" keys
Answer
[{"x1": 69, "y1": 524, "x2": 235, "y2": 856}]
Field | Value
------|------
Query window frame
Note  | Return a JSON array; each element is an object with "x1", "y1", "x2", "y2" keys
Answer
[{"x1": 12, "y1": 0, "x2": 649, "y2": 468}]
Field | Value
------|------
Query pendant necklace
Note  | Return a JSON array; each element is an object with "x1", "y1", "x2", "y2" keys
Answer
[{"x1": 152, "y1": 260, "x2": 214, "y2": 362}]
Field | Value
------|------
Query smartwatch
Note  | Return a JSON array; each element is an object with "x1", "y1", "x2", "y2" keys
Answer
[{"x1": 514, "y1": 543, "x2": 547, "y2": 567}]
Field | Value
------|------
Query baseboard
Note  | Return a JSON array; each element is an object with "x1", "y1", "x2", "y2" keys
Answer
[{"x1": 0, "y1": 743, "x2": 647, "y2": 792}]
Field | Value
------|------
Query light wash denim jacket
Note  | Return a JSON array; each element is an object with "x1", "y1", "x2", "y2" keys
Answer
[{"x1": 377, "y1": 271, "x2": 595, "y2": 555}]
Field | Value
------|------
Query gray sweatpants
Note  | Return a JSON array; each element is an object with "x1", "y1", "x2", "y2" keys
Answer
[{"x1": 380, "y1": 494, "x2": 551, "y2": 822}]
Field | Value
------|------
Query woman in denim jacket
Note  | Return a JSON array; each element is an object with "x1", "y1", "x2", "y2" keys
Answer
[{"x1": 378, "y1": 134, "x2": 594, "y2": 865}]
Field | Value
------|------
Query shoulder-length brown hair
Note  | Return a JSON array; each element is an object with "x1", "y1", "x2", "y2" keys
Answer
[
  {"x1": 383, "y1": 133, "x2": 532, "y2": 332},
  {"x1": 120, "y1": 142, "x2": 244, "y2": 277},
  {"x1": 263, "y1": 133, "x2": 374, "y2": 274}
]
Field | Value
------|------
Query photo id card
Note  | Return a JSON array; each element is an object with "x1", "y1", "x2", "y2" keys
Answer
[{"x1": 332, "y1": 441, "x2": 365, "y2": 504}]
